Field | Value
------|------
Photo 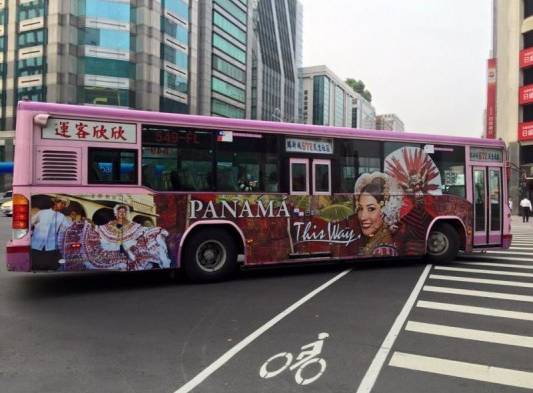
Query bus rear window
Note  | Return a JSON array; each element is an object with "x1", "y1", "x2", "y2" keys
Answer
[{"x1": 88, "y1": 148, "x2": 137, "y2": 185}]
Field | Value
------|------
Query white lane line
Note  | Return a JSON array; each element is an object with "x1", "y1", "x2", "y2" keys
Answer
[
  {"x1": 389, "y1": 352, "x2": 533, "y2": 389},
  {"x1": 417, "y1": 300, "x2": 533, "y2": 321},
  {"x1": 423, "y1": 285, "x2": 533, "y2": 303},
  {"x1": 458, "y1": 261, "x2": 533, "y2": 270},
  {"x1": 459, "y1": 255, "x2": 533, "y2": 263},
  {"x1": 487, "y1": 250, "x2": 533, "y2": 255},
  {"x1": 429, "y1": 274, "x2": 533, "y2": 288},
  {"x1": 510, "y1": 246, "x2": 533, "y2": 250},
  {"x1": 355, "y1": 264, "x2": 432, "y2": 393},
  {"x1": 434, "y1": 265, "x2": 533, "y2": 278},
  {"x1": 172, "y1": 268, "x2": 352, "y2": 393},
  {"x1": 405, "y1": 321, "x2": 533, "y2": 348}
]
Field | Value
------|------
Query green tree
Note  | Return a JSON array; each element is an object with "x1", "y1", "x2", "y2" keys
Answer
[{"x1": 345, "y1": 78, "x2": 372, "y2": 103}]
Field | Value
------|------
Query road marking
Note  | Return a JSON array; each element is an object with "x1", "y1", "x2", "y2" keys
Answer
[
  {"x1": 458, "y1": 261, "x2": 533, "y2": 270},
  {"x1": 434, "y1": 265, "x2": 533, "y2": 278},
  {"x1": 459, "y1": 255, "x2": 533, "y2": 263},
  {"x1": 172, "y1": 269, "x2": 351, "y2": 393},
  {"x1": 389, "y1": 352, "x2": 533, "y2": 389},
  {"x1": 429, "y1": 274, "x2": 533, "y2": 288},
  {"x1": 487, "y1": 250, "x2": 533, "y2": 255},
  {"x1": 423, "y1": 285, "x2": 533, "y2": 302},
  {"x1": 417, "y1": 300, "x2": 533, "y2": 321},
  {"x1": 405, "y1": 321, "x2": 533, "y2": 348},
  {"x1": 355, "y1": 264, "x2": 432, "y2": 393},
  {"x1": 510, "y1": 247, "x2": 533, "y2": 250}
]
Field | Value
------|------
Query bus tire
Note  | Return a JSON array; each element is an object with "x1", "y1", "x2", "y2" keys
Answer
[
  {"x1": 183, "y1": 228, "x2": 237, "y2": 282},
  {"x1": 426, "y1": 223, "x2": 459, "y2": 264}
]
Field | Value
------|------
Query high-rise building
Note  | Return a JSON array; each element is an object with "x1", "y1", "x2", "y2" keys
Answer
[
  {"x1": 0, "y1": 0, "x2": 194, "y2": 144},
  {"x1": 299, "y1": 65, "x2": 375, "y2": 129},
  {"x1": 352, "y1": 93, "x2": 376, "y2": 130},
  {"x1": 490, "y1": 0, "x2": 533, "y2": 206},
  {"x1": 0, "y1": 0, "x2": 302, "y2": 157},
  {"x1": 375, "y1": 114, "x2": 404, "y2": 132},
  {"x1": 251, "y1": 0, "x2": 302, "y2": 122}
]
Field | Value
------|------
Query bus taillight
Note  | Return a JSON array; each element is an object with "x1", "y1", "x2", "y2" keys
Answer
[{"x1": 12, "y1": 194, "x2": 29, "y2": 239}]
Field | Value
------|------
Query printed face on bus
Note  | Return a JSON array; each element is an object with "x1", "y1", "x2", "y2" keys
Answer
[
  {"x1": 357, "y1": 193, "x2": 384, "y2": 237},
  {"x1": 116, "y1": 206, "x2": 128, "y2": 221}
]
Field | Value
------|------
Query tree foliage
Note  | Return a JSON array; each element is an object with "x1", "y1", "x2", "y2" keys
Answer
[{"x1": 345, "y1": 78, "x2": 372, "y2": 103}]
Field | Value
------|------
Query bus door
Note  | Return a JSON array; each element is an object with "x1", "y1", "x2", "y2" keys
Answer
[
  {"x1": 288, "y1": 158, "x2": 332, "y2": 258},
  {"x1": 472, "y1": 166, "x2": 503, "y2": 246}
]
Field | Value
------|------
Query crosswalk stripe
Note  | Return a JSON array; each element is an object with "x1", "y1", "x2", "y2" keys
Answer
[
  {"x1": 510, "y1": 246, "x2": 533, "y2": 250},
  {"x1": 458, "y1": 261, "x2": 533, "y2": 270},
  {"x1": 458, "y1": 255, "x2": 533, "y2": 263},
  {"x1": 389, "y1": 352, "x2": 533, "y2": 389},
  {"x1": 434, "y1": 266, "x2": 533, "y2": 278},
  {"x1": 417, "y1": 300, "x2": 533, "y2": 321},
  {"x1": 423, "y1": 285, "x2": 533, "y2": 302},
  {"x1": 405, "y1": 321, "x2": 533, "y2": 348},
  {"x1": 429, "y1": 274, "x2": 533, "y2": 288}
]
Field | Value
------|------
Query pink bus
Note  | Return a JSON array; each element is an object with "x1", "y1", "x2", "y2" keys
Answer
[{"x1": 6, "y1": 102, "x2": 512, "y2": 281}]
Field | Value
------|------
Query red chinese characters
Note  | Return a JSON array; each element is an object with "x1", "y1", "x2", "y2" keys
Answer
[
  {"x1": 92, "y1": 125, "x2": 110, "y2": 140},
  {"x1": 55, "y1": 121, "x2": 72, "y2": 138}
]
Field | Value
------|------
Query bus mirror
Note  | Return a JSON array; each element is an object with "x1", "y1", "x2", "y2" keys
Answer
[{"x1": 33, "y1": 113, "x2": 50, "y2": 126}]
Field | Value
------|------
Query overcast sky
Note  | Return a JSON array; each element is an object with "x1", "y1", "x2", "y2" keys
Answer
[{"x1": 302, "y1": 0, "x2": 492, "y2": 136}]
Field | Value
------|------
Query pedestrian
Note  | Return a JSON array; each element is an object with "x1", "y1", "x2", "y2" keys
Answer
[
  {"x1": 520, "y1": 196, "x2": 532, "y2": 223},
  {"x1": 509, "y1": 199, "x2": 513, "y2": 211}
]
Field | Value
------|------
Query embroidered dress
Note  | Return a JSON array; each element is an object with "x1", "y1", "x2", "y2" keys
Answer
[{"x1": 359, "y1": 227, "x2": 398, "y2": 257}]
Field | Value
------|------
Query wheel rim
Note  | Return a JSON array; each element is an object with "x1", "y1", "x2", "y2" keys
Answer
[
  {"x1": 428, "y1": 231, "x2": 449, "y2": 256},
  {"x1": 195, "y1": 240, "x2": 227, "y2": 272}
]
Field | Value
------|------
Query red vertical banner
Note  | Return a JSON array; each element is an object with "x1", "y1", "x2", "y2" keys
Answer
[{"x1": 486, "y1": 58, "x2": 497, "y2": 139}]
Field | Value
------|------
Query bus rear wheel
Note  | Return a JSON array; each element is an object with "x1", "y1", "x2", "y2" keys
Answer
[
  {"x1": 183, "y1": 228, "x2": 237, "y2": 282},
  {"x1": 426, "y1": 223, "x2": 459, "y2": 264}
]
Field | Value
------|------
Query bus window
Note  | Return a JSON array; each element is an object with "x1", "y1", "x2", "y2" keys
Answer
[
  {"x1": 88, "y1": 148, "x2": 137, "y2": 185},
  {"x1": 215, "y1": 134, "x2": 280, "y2": 193},
  {"x1": 335, "y1": 139, "x2": 380, "y2": 193},
  {"x1": 430, "y1": 146, "x2": 466, "y2": 198}
]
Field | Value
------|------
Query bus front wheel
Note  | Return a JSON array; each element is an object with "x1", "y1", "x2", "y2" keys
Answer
[
  {"x1": 426, "y1": 223, "x2": 459, "y2": 264},
  {"x1": 183, "y1": 228, "x2": 237, "y2": 282}
]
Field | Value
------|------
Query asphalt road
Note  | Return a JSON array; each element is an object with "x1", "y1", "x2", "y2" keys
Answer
[{"x1": 1, "y1": 215, "x2": 533, "y2": 393}]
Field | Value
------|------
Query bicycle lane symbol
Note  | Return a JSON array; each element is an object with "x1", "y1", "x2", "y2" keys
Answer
[{"x1": 259, "y1": 332, "x2": 329, "y2": 386}]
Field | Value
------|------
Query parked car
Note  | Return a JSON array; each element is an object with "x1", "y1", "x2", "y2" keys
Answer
[
  {"x1": 0, "y1": 190, "x2": 12, "y2": 204},
  {"x1": 1, "y1": 199, "x2": 12, "y2": 216}
]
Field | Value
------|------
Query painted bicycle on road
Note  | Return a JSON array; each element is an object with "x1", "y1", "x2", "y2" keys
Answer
[{"x1": 259, "y1": 332, "x2": 329, "y2": 385}]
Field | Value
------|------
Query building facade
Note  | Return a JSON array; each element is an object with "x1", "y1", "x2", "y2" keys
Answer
[
  {"x1": 491, "y1": 0, "x2": 533, "y2": 208},
  {"x1": 351, "y1": 92, "x2": 376, "y2": 129},
  {"x1": 375, "y1": 113, "x2": 404, "y2": 132},
  {"x1": 299, "y1": 65, "x2": 366, "y2": 128}
]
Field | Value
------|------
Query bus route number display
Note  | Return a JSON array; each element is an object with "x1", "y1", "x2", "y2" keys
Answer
[
  {"x1": 42, "y1": 118, "x2": 137, "y2": 144},
  {"x1": 470, "y1": 148, "x2": 502, "y2": 162}
]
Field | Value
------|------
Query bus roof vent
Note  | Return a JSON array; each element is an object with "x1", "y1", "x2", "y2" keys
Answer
[{"x1": 35, "y1": 147, "x2": 82, "y2": 185}]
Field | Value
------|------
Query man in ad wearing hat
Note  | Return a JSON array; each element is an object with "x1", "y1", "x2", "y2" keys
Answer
[{"x1": 31, "y1": 196, "x2": 72, "y2": 270}]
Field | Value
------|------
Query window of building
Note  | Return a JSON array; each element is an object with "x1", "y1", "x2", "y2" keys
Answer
[
  {"x1": 213, "y1": 11, "x2": 246, "y2": 44},
  {"x1": 161, "y1": 44, "x2": 188, "y2": 70},
  {"x1": 213, "y1": 0, "x2": 247, "y2": 24},
  {"x1": 334, "y1": 85, "x2": 345, "y2": 127},
  {"x1": 17, "y1": 0, "x2": 46, "y2": 21},
  {"x1": 17, "y1": 29, "x2": 46, "y2": 48},
  {"x1": 81, "y1": 57, "x2": 134, "y2": 79},
  {"x1": 212, "y1": 77, "x2": 245, "y2": 103},
  {"x1": 17, "y1": 86, "x2": 46, "y2": 102},
  {"x1": 142, "y1": 127, "x2": 214, "y2": 191},
  {"x1": 80, "y1": 87, "x2": 132, "y2": 107},
  {"x1": 216, "y1": 134, "x2": 280, "y2": 192},
  {"x1": 163, "y1": 0, "x2": 189, "y2": 21},
  {"x1": 17, "y1": 57, "x2": 45, "y2": 76},
  {"x1": 212, "y1": 98, "x2": 245, "y2": 118},
  {"x1": 88, "y1": 148, "x2": 138, "y2": 184},
  {"x1": 161, "y1": 17, "x2": 188, "y2": 46},
  {"x1": 162, "y1": 70, "x2": 188, "y2": 94},
  {"x1": 79, "y1": 28, "x2": 131, "y2": 51},
  {"x1": 313, "y1": 75, "x2": 330, "y2": 125},
  {"x1": 79, "y1": 0, "x2": 131, "y2": 23},
  {"x1": 212, "y1": 33, "x2": 246, "y2": 64},
  {"x1": 335, "y1": 139, "x2": 381, "y2": 193},
  {"x1": 160, "y1": 97, "x2": 188, "y2": 114},
  {"x1": 212, "y1": 55, "x2": 246, "y2": 83},
  {"x1": 526, "y1": 0, "x2": 533, "y2": 19}
]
